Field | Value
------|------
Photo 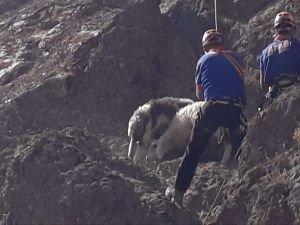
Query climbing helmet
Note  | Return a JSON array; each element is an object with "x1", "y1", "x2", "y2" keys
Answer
[
  {"x1": 202, "y1": 29, "x2": 224, "y2": 51},
  {"x1": 274, "y1": 11, "x2": 296, "y2": 30}
]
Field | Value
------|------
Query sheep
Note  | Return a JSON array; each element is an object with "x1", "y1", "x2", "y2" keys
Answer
[
  {"x1": 146, "y1": 101, "x2": 233, "y2": 165},
  {"x1": 127, "y1": 97, "x2": 194, "y2": 163}
]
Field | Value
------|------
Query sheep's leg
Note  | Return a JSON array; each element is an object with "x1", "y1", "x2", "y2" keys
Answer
[
  {"x1": 155, "y1": 163, "x2": 162, "y2": 174},
  {"x1": 220, "y1": 141, "x2": 232, "y2": 164},
  {"x1": 128, "y1": 137, "x2": 135, "y2": 159},
  {"x1": 133, "y1": 144, "x2": 148, "y2": 164}
]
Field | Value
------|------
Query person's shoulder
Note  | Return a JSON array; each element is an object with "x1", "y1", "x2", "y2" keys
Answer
[
  {"x1": 292, "y1": 37, "x2": 300, "y2": 42},
  {"x1": 225, "y1": 49, "x2": 241, "y2": 57},
  {"x1": 261, "y1": 42, "x2": 275, "y2": 54},
  {"x1": 292, "y1": 38, "x2": 300, "y2": 46},
  {"x1": 198, "y1": 52, "x2": 214, "y2": 63},
  {"x1": 223, "y1": 50, "x2": 243, "y2": 62}
]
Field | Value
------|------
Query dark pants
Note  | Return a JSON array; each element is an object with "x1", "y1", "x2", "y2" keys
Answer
[{"x1": 174, "y1": 101, "x2": 247, "y2": 192}]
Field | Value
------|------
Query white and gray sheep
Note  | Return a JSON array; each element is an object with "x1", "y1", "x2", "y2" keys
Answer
[
  {"x1": 146, "y1": 101, "x2": 233, "y2": 164},
  {"x1": 127, "y1": 97, "x2": 194, "y2": 163}
]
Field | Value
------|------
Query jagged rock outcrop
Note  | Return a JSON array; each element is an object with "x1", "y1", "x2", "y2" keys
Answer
[
  {"x1": 0, "y1": 0, "x2": 299, "y2": 224},
  {"x1": 0, "y1": 127, "x2": 201, "y2": 225},
  {"x1": 0, "y1": 0, "x2": 196, "y2": 137},
  {"x1": 240, "y1": 86, "x2": 300, "y2": 174}
]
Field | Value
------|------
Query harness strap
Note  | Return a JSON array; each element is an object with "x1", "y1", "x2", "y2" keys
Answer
[
  {"x1": 209, "y1": 49, "x2": 245, "y2": 80},
  {"x1": 272, "y1": 73, "x2": 300, "y2": 89},
  {"x1": 210, "y1": 99, "x2": 244, "y2": 108},
  {"x1": 260, "y1": 74, "x2": 300, "y2": 111},
  {"x1": 220, "y1": 51, "x2": 245, "y2": 80}
]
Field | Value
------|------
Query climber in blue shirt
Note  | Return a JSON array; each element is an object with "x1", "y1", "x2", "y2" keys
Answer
[
  {"x1": 195, "y1": 44, "x2": 246, "y2": 102},
  {"x1": 166, "y1": 29, "x2": 248, "y2": 206},
  {"x1": 259, "y1": 11, "x2": 300, "y2": 106}
]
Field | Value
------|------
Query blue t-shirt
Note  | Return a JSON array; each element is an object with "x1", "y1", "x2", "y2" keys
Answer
[
  {"x1": 195, "y1": 50, "x2": 245, "y2": 101},
  {"x1": 260, "y1": 38, "x2": 300, "y2": 85}
]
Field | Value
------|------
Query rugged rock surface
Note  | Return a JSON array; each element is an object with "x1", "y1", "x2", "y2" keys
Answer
[
  {"x1": 0, "y1": 0, "x2": 196, "y2": 137},
  {"x1": 0, "y1": 0, "x2": 299, "y2": 224}
]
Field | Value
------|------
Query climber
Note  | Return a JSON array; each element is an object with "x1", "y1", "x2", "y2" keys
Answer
[
  {"x1": 259, "y1": 11, "x2": 300, "y2": 110},
  {"x1": 166, "y1": 29, "x2": 248, "y2": 206}
]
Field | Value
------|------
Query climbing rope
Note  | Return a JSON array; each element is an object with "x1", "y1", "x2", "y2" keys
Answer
[
  {"x1": 203, "y1": 177, "x2": 226, "y2": 224},
  {"x1": 203, "y1": 149, "x2": 241, "y2": 224},
  {"x1": 214, "y1": 0, "x2": 218, "y2": 31}
]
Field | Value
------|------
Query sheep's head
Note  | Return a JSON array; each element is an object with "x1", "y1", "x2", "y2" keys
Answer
[
  {"x1": 146, "y1": 139, "x2": 160, "y2": 162},
  {"x1": 127, "y1": 97, "x2": 194, "y2": 164},
  {"x1": 128, "y1": 104, "x2": 151, "y2": 162},
  {"x1": 147, "y1": 137, "x2": 186, "y2": 163}
]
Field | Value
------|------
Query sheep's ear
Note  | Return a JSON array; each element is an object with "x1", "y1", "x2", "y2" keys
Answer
[
  {"x1": 151, "y1": 114, "x2": 171, "y2": 139},
  {"x1": 142, "y1": 119, "x2": 153, "y2": 144}
]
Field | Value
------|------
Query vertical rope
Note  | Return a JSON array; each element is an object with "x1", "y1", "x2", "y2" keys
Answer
[{"x1": 214, "y1": 0, "x2": 218, "y2": 31}]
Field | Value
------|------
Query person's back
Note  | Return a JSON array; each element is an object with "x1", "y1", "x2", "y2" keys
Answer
[
  {"x1": 196, "y1": 50, "x2": 245, "y2": 101},
  {"x1": 260, "y1": 12, "x2": 300, "y2": 104},
  {"x1": 261, "y1": 39, "x2": 300, "y2": 85},
  {"x1": 261, "y1": 37, "x2": 300, "y2": 86}
]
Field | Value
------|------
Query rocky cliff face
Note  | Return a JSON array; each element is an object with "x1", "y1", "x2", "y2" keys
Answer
[{"x1": 0, "y1": 0, "x2": 299, "y2": 224}]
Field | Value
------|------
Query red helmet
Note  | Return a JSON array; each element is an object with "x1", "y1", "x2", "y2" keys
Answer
[
  {"x1": 202, "y1": 29, "x2": 224, "y2": 51},
  {"x1": 274, "y1": 11, "x2": 296, "y2": 29}
]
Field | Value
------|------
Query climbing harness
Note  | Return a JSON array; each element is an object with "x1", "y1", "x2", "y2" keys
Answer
[
  {"x1": 208, "y1": 49, "x2": 245, "y2": 80},
  {"x1": 211, "y1": 98, "x2": 244, "y2": 108},
  {"x1": 220, "y1": 51, "x2": 244, "y2": 80},
  {"x1": 258, "y1": 73, "x2": 300, "y2": 112}
]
